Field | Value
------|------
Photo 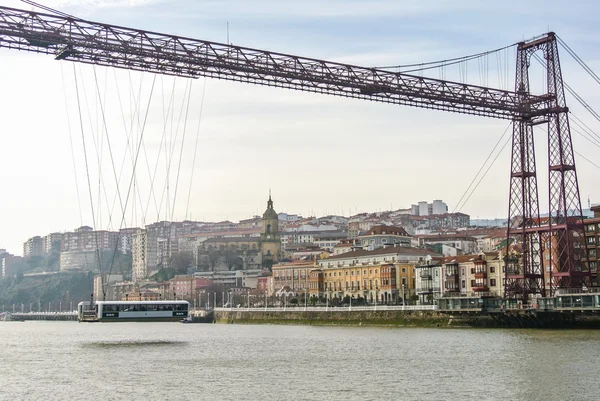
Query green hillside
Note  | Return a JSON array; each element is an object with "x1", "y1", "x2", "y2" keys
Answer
[{"x1": 0, "y1": 272, "x2": 93, "y2": 311}]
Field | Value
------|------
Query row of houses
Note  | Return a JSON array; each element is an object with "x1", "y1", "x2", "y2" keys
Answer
[{"x1": 269, "y1": 246, "x2": 505, "y2": 304}]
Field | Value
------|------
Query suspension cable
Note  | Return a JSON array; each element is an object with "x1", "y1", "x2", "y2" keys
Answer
[
  {"x1": 185, "y1": 79, "x2": 207, "y2": 220},
  {"x1": 103, "y1": 75, "x2": 157, "y2": 300},
  {"x1": 557, "y1": 36, "x2": 600, "y2": 87},
  {"x1": 60, "y1": 62, "x2": 84, "y2": 227},
  {"x1": 457, "y1": 132, "x2": 512, "y2": 213},
  {"x1": 575, "y1": 150, "x2": 600, "y2": 171},
  {"x1": 171, "y1": 80, "x2": 194, "y2": 221},
  {"x1": 532, "y1": 53, "x2": 600, "y2": 126},
  {"x1": 72, "y1": 64, "x2": 100, "y2": 301},
  {"x1": 453, "y1": 122, "x2": 512, "y2": 213},
  {"x1": 375, "y1": 43, "x2": 516, "y2": 73}
]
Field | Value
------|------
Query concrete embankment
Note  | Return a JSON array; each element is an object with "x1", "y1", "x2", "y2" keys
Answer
[{"x1": 214, "y1": 310, "x2": 495, "y2": 328}]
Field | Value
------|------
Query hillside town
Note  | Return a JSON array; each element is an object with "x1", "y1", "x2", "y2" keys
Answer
[{"x1": 2, "y1": 194, "x2": 599, "y2": 308}]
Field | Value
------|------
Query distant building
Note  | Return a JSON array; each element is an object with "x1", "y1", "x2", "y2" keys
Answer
[
  {"x1": 131, "y1": 229, "x2": 147, "y2": 282},
  {"x1": 412, "y1": 200, "x2": 449, "y2": 217},
  {"x1": 118, "y1": 228, "x2": 139, "y2": 255},
  {"x1": 278, "y1": 212, "x2": 302, "y2": 223},
  {"x1": 356, "y1": 225, "x2": 411, "y2": 251},
  {"x1": 93, "y1": 274, "x2": 124, "y2": 301},
  {"x1": 270, "y1": 260, "x2": 315, "y2": 296},
  {"x1": 60, "y1": 250, "x2": 98, "y2": 272},
  {"x1": 61, "y1": 226, "x2": 119, "y2": 253},
  {"x1": 23, "y1": 236, "x2": 44, "y2": 257},
  {"x1": 42, "y1": 233, "x2": 63, "y2": 254},
  {"x1": 1, "y1": 254, "x2": 21, "y2": 278},
  {"x1": 418, "y1": 201, "x2": 429, "y2": 216},
  {"x1": 193, "y1": 270, "x2": 263, "y2": 288}
]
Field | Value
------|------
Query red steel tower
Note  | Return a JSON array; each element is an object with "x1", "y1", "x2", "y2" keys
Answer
[{"x1": 505, "y1": 33, "x2": 590, "y2": 300}]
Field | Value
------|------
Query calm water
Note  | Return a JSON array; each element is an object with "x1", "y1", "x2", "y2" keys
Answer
[{"x1": 1, "y1": 322, "x2": 600, "y2": 401}]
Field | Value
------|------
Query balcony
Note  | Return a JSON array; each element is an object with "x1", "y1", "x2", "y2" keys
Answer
[
  {"x1": 474, "y1": 272, "x2": 487, "y2": 279},
  {"x1": 472, "y1": 286, "x2": 489, "y2": 292},
  {"x1": 420, "y1": 272, "x2": 432, "y2": 280}
]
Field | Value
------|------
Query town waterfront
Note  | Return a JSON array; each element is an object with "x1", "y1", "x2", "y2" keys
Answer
[{"x1": 1, "y1": 322, "x2": 600, "y2": 400}]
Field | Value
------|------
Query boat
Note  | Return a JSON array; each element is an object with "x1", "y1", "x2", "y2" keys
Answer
[{"x1": 77, "y1": 300, "x2": 190, "y2": 322}]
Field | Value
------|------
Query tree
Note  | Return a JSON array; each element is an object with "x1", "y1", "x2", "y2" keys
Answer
[
  {"x1": 262, "y1": 258, "x2": 274, "y2": 270},
  {"x1": 208, "y1": 250, "x2": 221, "y2": 271},
  {"x1": 168, "y1": 251, "x2": 194, "y2": 274},
  {"x1": 223, "y1": 250, "x2": 241, "y2": 271}
]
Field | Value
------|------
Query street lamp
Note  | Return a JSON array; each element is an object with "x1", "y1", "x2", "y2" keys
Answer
[{"x1": 402, "y1": 283, "x2": 406, "y2": 307}]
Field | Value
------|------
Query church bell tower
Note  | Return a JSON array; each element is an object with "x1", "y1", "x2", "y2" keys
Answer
[{"x1": 260, "y1": 191, "x2": 281, "y2": 266}]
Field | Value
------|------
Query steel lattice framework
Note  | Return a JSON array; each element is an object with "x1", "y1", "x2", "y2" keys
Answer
[
  {"x1": 505, "y1": 34, "x2": 590, "y2": 300},
  {"x1": 0, "y1": 6, "x2": 550, "y2": 120},
  {"x1": 0, "y1": 6, "x2": 590, "y2": 299}
]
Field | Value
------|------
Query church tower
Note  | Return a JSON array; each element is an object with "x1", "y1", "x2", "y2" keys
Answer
[{"x1": 260, "y1": 192, "x2": 281, "y2": 267}]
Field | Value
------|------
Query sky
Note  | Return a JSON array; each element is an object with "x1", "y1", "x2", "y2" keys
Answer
[{"x1": 1, "y1": 0, "x2": 600, "y2": 255}]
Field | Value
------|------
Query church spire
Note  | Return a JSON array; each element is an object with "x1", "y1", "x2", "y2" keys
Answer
[{"x1": 267, "y1": 189, "x2": 273, "y2": 209}]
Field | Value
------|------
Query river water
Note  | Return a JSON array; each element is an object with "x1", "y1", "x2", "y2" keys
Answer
[{"x1": 1, "y1": 322, "x2": 600, "y2": 401}]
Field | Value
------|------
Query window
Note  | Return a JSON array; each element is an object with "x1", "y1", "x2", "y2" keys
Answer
[
  {"x1": 402, "y1": 268, "x2": 406, "y2": 273},
  {"x1": 461, "y1": 280, "x2": 466, "y2": 288},
  {"x1": 470, "y1": 280, "x2": 476, "y2": 287},
  {"x1": 490, "y1": 279, "x2": 497, "y2": 287},
  {"x1": 461, "y1": 268, "x2": 465, "y2": 276},
  {"x1": 490, "y1": 266, "x2": 495, "y2": 273}
]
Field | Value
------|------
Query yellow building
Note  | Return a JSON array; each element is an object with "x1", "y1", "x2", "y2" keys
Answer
[
  {"x1": 395, "y1": 263, "x2": 417, "y2": 302},
  {"x1": 321, "y1": 264, "x2": 389, "y2": 303},
  {"x1": 270, "y1": 260, "x2": 316, "y2": 295}
]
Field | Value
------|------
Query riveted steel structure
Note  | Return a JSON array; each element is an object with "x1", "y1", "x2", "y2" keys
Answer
[
  {"x1": 505, "y1": 33, "x2": 589, "y2": 300},
  {"x1": 0, "y1": 7, "x2": 590, "y2": 300}
]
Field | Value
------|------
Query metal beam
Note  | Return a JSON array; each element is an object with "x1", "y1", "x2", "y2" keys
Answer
[{"x1": 0, "y1": 5, "x2": 547, "y2": 120}]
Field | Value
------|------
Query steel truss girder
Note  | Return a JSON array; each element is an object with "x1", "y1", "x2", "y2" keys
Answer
[{"x1": 0, "y1": 5, "x2": 549, "y2": 120}]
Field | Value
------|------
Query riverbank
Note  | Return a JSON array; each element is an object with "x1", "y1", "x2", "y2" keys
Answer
[{"x1": 214, "y1": 310, "x2": 497, "y2": 328}]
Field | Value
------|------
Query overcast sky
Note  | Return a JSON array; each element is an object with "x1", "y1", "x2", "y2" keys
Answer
[{"x1": 1, "y1": 0, "x2": 599, "y2": 255}]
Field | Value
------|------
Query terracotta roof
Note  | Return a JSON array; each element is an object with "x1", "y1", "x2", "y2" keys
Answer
[
  {"x1": 273, "y1": 261, "x2": 315, "y2": 269},
  {"x1": 418, "y1": 233, "x2": 477, "y2": 240},
  {"x1": 326, "y1": 246, "x2": 441, "y2": 261},
  {"x1": 203, "y1": 237, "x2": 260, "y2": 243},
  {"x1": 441, "y1": 255, "x2": 483, "y2": 264},
  {"x1": 361, "y1": 225, "x2": 410, "y2": 237},
  {"x1": 180, "y1": 228, "x2": 262, "y2": 238}
]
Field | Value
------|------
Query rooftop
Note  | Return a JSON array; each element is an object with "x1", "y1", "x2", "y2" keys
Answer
[{"x1": 325, "y1": 246, "x2": 440, "y2": 261}]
